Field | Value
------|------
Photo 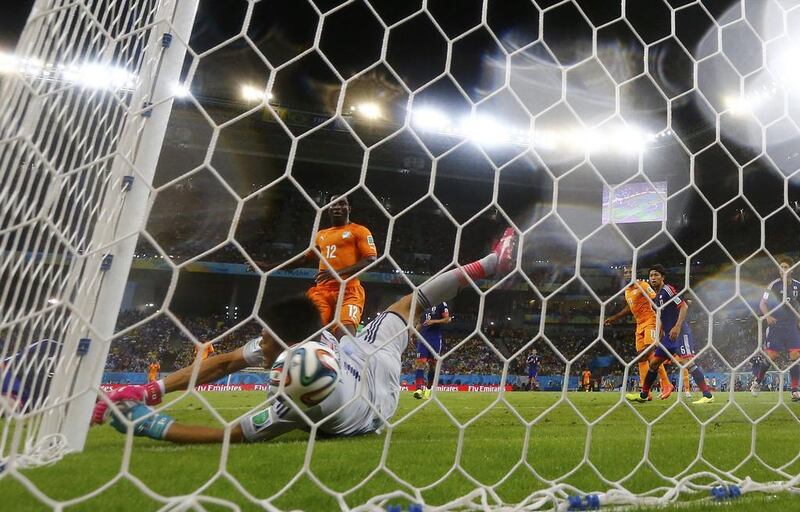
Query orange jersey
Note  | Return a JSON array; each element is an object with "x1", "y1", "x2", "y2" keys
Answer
[
  {"x1": 625, "y1": 280, "x2": 657, "y2": 327},
  {"x1": 314, "y1": 223, "x2": 377, "y2": 279},
  {"x1": 147, "y1": 363, "x2": 160, "y2": 381},
  {"x1": 581, "y1": 371, "x2": 591, "y2": 383},
  {"x1": 196, "y1": 343, "x2": 214, "y2": 360}
]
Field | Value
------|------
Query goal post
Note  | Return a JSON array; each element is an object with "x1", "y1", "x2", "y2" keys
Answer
[{"x1": 0, "y1": 0, "x2": 199, "y2": 461}]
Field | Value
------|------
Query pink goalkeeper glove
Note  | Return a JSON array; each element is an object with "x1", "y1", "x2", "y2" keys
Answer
[{"x1": 91, "y1": 381, "x2": 163, "y2": 425}]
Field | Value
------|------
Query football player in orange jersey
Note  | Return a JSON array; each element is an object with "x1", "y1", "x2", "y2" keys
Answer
[
  {"x1": 605, "y1": 266, "x2": 673, "y2": 399},
  {"x1": 581, "y1": 369, "x2": 592, "y2": 391},
  {"x1": 252, "y1": 195, "x2": 377, "y2": 336},
  {"x1": 305, "y1": 195, "x2": 378, "y2": 336},
  {"x1": 195, "y1": 341, "x2": 215, "y2": 361},
  {"x1": 147, "y1": 361, "x2": 160, "y2": 383}
]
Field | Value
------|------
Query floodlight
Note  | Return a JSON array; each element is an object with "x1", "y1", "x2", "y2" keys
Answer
[
  {"x1": 412, "y1": 107, "x2": 450, "y2": 132},
  {"x1": 461, "y1": 115, "x2": 509, "y2": 146},
  {"x1": 173, "y1": 83, "x2": 190, "y2": 98},
  {"x1": 241, "y1": 84, "x2": 272, "y2": 102},
  {"x1": 355, "y1": 102, "x2": 382, "y2": 119}
]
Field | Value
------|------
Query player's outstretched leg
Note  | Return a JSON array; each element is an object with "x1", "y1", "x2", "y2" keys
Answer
[
  {"x1": 387, "y1": 228, "x2": 517, "y2": 341},
  {"x1": 415, "y1": 228, "x2": 516, "y2": 310}
]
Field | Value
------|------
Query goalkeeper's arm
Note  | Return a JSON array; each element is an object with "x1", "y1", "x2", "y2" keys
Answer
[
  {"x1": 163, "y1": 329, "x2": 284, "y2": 393},
  {"x1": 112, "y1": 402, "x2": 299, "y2": 444},
  {"x1": 110, "y1": 403, "x2": 246, "y2": 443},
  {"x1": 93, "y1": 332, "x2": 283, "y2": 424},
  {"x1": 161, "y1": 347, "x2": 251, "y2": 394}
]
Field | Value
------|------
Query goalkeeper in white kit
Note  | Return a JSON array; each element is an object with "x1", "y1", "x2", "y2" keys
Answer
[{"x1": 93, "y1": 229, "x2": 518, "y2": 443}]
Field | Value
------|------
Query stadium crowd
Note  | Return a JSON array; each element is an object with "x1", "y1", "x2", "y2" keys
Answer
[
  {"x1": 106, "y1": 311, "x2": 255, "y2": 373},
  {"x1": 105, "y1": 307, "x2": 766, "y2": 382},
  {"x1": 140, "y1": 187, "x2": 510, "y2": 275}
]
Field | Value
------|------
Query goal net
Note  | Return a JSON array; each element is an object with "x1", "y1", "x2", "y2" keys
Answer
[
  {"x1": 2, "y1": 0, "x2": 800, "y2": 509},
  {"x1": 0, "y1": 0, "x2": 198, "y2": 464}
]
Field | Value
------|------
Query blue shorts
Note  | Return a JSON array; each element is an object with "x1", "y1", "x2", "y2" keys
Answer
[
  {"x1": 416, "y1": 335, "x2": 442, "y2": 359},
  {"x1": 528, "y1": 367, "x2": 539, "y2": 378},
  {"x1": 654, "y1": 331, "x2": 695, "y2": 359},
  {"x1": 765, "y1": 323, "x2": 800, "y2": 353}
]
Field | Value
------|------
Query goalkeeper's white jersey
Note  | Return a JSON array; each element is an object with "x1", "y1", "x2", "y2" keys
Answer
[{"x1": 240, "y1": 311, "x2": 409, "y2": 442}]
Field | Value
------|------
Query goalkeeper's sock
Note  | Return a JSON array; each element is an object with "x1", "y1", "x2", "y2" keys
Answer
[
  {"x1": 144, "y1": 380, "x2": 164, "y2": 405},
  {"x1": 418, "y1": 254, "x2": 497, "y2": 308},
  {"x1": 640, "y1": 368, "x2": 658, "y2": 398},
  {"x1": 426, "y1": 367, "x2": 435, "y2": 389},
  {"x1": 790, "y1": 364, "x2": 800, "y2": 392},
  {"x1": 690, "y1": 366, "x2": 712, "y2": 398},
  {"x1": 682, "y1": 368, "x2": 691, "y2": 392},
  {"x1": 414, "y1": 369, "x2": 425, "y2": 390}
]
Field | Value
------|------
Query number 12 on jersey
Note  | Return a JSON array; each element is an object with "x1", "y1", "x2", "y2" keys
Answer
[{"x1": 325, "y1": 245, "x2": 337, "y2": 259}]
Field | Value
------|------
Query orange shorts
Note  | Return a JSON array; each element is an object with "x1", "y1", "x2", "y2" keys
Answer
[
  {"x1": 635, "y1": 323, "x2": 658, "y2": 352},
  {"x1": 306, "y1": 280, "x2": 365, "y2": 327}
]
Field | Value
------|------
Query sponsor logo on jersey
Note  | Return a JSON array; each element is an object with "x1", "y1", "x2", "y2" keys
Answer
[
  {"x1": 367, "y1": 235, "x2": 374, "y2": 246},
  {"x1": 342, "y1": 231, "x2": 351, "y2": 239}
]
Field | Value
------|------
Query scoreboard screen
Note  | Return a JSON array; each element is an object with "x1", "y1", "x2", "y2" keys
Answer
[{"x1": 602, "y1": 181, "x2": 667, "y2": 224}]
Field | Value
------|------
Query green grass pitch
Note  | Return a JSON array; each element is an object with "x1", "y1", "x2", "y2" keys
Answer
[{"x1": 4, "y1": 391, "x2": 800, "y2": 511}]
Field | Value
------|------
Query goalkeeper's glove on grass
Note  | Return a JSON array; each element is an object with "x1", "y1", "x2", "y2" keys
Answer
[
  {"x1": 91, "y1": 381, "x2": 162, "y2": 425},
  {"x1": 110, "y1": 404, "x2": 174, "y2": 440}
]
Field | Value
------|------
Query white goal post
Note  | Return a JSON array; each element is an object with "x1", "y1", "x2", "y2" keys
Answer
[{"x1": 0, "y1": 0, "x2": 199, "y2": 461}]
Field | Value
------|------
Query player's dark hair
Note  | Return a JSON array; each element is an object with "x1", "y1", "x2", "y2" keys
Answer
[
  {"x1": 329, "y1": 193, "x2": 349, "y2": 205},
  {"x1": 648, "y1": 264, "x2": 667, "y2": 277},
  {"x1": 262, "y1": 295, "x2": 322, "y2": 345},
  {"x1": 778, "y1": 255, "x2": 794, "y2": 266}
]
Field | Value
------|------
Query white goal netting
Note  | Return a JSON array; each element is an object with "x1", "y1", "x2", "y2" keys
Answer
[{"x1": 2, "y1": 0, "x2": 800, "y2": 510}]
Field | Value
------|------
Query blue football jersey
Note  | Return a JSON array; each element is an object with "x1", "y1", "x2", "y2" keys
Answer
[
  {"x1": 420, "y1": 303, "x2": 449, "y2": 338},
  {"x1": 526, "y1": 354, "x2": 541, "y2": 368},
  {"x1": 762, "y1": 278, "x2": 800, "y2": 324},
  {"x1": 655, "y1": 284, "x2": 688, "y2": 334}
]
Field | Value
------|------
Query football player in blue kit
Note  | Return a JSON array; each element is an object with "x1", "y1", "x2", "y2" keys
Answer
[
  {"x1": 751, "y1": 256, "x2": 800, "y2": 401},
  {"x1": 526, "y1": 349, "x2": 541, "y2": 391},
  {"x1": 626, "y1": 265, "x2": 714, "y2": 404},
  {"x1": 413, "y1": 302, "x2": 450, "y2": 400}
]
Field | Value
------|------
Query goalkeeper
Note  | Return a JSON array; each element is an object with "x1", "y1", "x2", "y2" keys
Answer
[{"x1": 93, "y1": 229, "x2": 517, "y2": 443}]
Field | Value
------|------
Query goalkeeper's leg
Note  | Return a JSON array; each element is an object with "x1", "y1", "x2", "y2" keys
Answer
[{"x1": 387, "y1": 228, "x2": 517, "y2": 323}]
